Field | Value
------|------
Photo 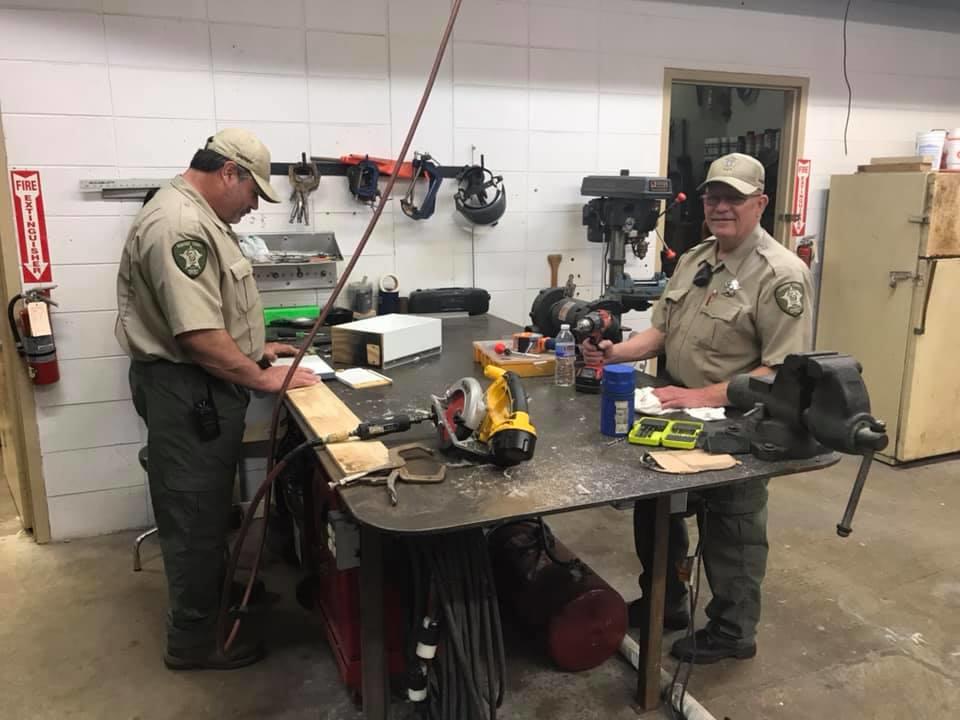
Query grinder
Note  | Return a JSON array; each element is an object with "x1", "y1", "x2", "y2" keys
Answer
[
  {"x1": 432, "y1": 365, "x2": 537, "y2": 467},
  {"x1": 574, "y1": 309, "x2": 620, "y2": 394}
]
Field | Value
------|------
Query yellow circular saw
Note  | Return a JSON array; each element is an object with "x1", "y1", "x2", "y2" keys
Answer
[{"x1": 431, "y1": 365, "x2": 537, "y2": 467}]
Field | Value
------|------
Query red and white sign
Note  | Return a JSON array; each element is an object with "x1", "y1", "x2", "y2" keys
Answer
[
  {"x1": 791, "y1": 158, "x2": 812, "y2": 237},
  {"x1": 10, "y1": 169, "x2": 52, "y2": 284}
]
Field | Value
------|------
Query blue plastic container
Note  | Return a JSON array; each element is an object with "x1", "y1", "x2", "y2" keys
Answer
[{"x1": 600, "y1": 364, "x2": 636, "y2": 437}]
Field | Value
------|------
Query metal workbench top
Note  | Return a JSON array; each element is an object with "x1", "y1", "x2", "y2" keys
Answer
[{"x1": 291, "y1": 314, "x2": 839, "y2": 534}]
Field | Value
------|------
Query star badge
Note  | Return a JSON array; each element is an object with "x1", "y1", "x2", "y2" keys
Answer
[{"x1": 171, "y1": 240, "x2": 208, "y2": 279}]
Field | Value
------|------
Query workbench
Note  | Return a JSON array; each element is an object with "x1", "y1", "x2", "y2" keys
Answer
[{"x1": 284, "y1": 314, "x2": 839, "y2": 719}]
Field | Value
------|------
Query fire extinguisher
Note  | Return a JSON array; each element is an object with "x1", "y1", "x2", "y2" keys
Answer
[
  {"x1": 7, "y1": 285, "x2": 60, "y2": 385},
  {"x1": 796, "y1": 235, "x2": 816, "y2": 268}
]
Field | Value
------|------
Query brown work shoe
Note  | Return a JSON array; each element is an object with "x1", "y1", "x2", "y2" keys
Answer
[{"x1": 164, "y1": 638, "x2": 266, "y2": 671}]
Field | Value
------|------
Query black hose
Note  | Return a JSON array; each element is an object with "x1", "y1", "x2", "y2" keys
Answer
[{"x1": 406, "y1": 531, "x2": 505, "y2": 720}]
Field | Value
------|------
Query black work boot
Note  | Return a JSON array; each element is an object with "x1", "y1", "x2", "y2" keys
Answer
[
  {"x1": 670, "y1": 629, "x2": 756, "y2": 664},
  {"x1": 627, "y1": 595, "x2": 690, "y2": 631},
  {"x1": 164, "y1": 638, "x2": 266, "y2": 671}
]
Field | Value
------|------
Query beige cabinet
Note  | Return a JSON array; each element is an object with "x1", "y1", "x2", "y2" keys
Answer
[{"x1": 816, "y1": 171, "x2": 960, "y2": 464}]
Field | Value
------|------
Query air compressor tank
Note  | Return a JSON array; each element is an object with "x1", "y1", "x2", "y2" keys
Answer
[{"x1": 488, "y1": 521, "x2": 627, "y2": 672}]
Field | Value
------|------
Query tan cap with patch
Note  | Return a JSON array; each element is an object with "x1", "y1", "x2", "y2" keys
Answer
[
  {"x1": 698, "y1": 153, "x2": 765, "y2": 195},
  {"x1": 204, "y1": 128, "x2": 281, "y2": 203}
]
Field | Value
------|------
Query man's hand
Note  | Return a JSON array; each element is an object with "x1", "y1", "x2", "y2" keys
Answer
[
  {"x1": 262, "y1": 342, "x2": 299, "y2": 363},
  {"x1": 258, "y1": 365, "x2": 318, "y2": 392},
  {"x1": 581, "y1": 338, "x2": 615, "y2": 366},
  {"x1": 653, "y1": 385, "x2": 717, "y2": 409}
]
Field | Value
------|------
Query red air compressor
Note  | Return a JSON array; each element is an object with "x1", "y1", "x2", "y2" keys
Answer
[
  {"x1": 488, "y1": 520, "x2": 627, "y2": 672},
  {"x1": 7, "y1": 286, "x2": 59, "y2": 385}
]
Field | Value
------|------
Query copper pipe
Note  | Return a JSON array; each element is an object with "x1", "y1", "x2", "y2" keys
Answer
[{"x1": 218, "y1": 0, "x2": 466, "y2": 654}]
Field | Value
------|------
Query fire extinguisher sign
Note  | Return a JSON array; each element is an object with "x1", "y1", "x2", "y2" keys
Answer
[
  {"x1": 791, "y1": 159, "x2": 812, "y2": 238},
  {"x1": 10, "y1": 169, "x2": 53, "y2": 284}
]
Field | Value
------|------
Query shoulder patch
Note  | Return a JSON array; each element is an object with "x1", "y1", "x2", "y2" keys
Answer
[
  {"x1": 774, "y1": 281, "x2": 805, "y2": 317},
  {"x1": 172, "y1": 239, "x2": 208, "y2": 279}
]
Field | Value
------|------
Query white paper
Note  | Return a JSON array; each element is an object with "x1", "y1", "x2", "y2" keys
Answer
[
  {"x1": 335, "y1": 367, "x2": 391, "y2": 387},
  {"x1": 274, "y1": 355, "x2": 335, "y2": 379}
]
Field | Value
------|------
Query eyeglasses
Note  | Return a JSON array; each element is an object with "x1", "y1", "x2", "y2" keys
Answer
[
  {"x1": 693, "y1": 261, "x2": 715, "y2": 287},
  {"x1": 701, "y1": 193, "x2": 760, "y2": 207}
]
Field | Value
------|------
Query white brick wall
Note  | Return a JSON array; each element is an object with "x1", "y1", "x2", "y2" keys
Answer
[{"x1": 2, "y1": 0, "x2": 960, "y2": 538}]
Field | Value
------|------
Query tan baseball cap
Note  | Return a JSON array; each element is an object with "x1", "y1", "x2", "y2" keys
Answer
[
  {"x1": 205, "y1": 128, "x2": 281, "y2": 203},
  {"x1": 698, "y1": 153, "x2": 765, "y2": 195}
]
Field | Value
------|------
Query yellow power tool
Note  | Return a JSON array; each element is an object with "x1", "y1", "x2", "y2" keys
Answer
[{"x1": 431, "y1": 365, "x2": 537, "y2": 467}]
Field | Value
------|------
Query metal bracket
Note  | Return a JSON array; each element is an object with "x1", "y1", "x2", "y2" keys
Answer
[
  {"x1": 907, "y1": 215, "x2": 930, "y2": 225},
  {"x1": 888, "y1": 270, "x2": 919, "y2": 288}
]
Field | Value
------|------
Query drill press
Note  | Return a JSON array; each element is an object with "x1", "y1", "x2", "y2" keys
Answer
[
  {"x1": 581, "y1": 171, "x2": 676, "y2": 312},
  {"x1": 528, "y1": 171, "x2": 680, "y2": 391}
]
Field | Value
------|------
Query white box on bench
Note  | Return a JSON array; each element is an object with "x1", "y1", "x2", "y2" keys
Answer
[{"x1": 330, "y1": 314, "x2": 442, "y2": 369}]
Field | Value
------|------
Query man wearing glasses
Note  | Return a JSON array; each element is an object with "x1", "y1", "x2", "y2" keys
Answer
[{"x1": 582, "y1": 153, "x2": 813, "y2": 664}]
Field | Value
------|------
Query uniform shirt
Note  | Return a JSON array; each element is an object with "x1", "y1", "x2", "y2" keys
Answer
[
  {"x1": 650, "y1": 224, "x2": 813, "y2": 388},
  {"x1": 115, "y1": 175, "x2": 265, "y2": 364}
]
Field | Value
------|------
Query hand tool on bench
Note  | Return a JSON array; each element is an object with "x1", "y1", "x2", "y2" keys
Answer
[{"x1": 333, "y1": 443, "x2": 446, "y2": 506}]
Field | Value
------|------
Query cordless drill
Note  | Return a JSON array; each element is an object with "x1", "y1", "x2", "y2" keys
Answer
[{"x1": 574, "y1": 309, "x2": 620, "y2": 393}]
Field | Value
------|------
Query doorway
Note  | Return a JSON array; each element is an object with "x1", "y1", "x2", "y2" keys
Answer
[
  {"x1": 0, "y1": 352, "x2": 22, "y2": 534},
  {"x1": 659, "y1": 69, "x2": 808, "y2": 272},
  {"x1": 0, "y1": 115, "x2": 49, "y2": 540}
]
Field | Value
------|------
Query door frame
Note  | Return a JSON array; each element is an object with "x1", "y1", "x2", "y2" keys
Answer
[
  {"x1": 659, "y1": 67, "x2": 810, "y2": 248},
  {"x1": 0, "y1": 115, "x2": 51, "y2": 542}
]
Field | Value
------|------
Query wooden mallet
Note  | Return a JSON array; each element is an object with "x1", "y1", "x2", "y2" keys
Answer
[{"x1": 547, "y1": 254, "x2": 562, "y2": 287}]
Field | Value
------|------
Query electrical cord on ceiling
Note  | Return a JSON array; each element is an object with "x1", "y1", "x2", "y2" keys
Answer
[
  {"x1": 664, "y1": 511, "x2": 707, "y2": 720},
  {"x1": 842, "y1": 0, "x2": 854, "y2": 156}
]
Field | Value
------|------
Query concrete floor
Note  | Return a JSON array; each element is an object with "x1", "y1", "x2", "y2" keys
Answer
[{"x1": 1, "y1": 454, "x2": 959, "y2": 719}]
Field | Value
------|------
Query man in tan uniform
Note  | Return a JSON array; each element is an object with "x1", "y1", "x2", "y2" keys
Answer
[
  {"x1": 116, "y1": 129, "x2": 317, "y2": 670},
  {"x1": 583, "y1": 153, "x2": 813, "y2": 663}
]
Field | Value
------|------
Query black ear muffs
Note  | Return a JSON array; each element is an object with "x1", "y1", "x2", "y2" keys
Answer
[{"x1": 455, "y1": 162, "x2": 506, "y2": 226}]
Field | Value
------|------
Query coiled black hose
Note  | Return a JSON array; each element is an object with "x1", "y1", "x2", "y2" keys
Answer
[{"x1": 405, "y1": 531, "x2": 506, "y2": 720}]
